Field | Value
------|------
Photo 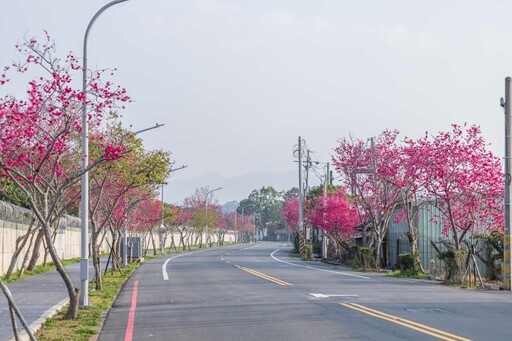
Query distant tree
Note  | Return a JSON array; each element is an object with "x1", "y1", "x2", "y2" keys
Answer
[
  {"x1": 214, "y1": 210, "x2": 229, "y2": 245},
  {"x1": 283, "y1": 187, "x2": 299, "y2": 201},
  {"x1": 184, "y1": 187, "x2": 220, "y2": 247},
  {"x1": 238, "y1": 186, "x2": 285, "y2": 239},
  {"x1": 167, "y1": 205, "x2": 193, "y2": 250}
]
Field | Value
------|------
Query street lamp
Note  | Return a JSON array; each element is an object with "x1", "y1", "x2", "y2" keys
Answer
[
  {"x1": 157, "y1": 181, "x2": 167, "y2": 256},
  {"x1": 240, "y1": 204, "x2": 254, "y2": 243},
  {"x1": 81, "y1": 0, "x2": 129, "y2": 307},
  {"x1": 502, "y1": 77, "x2": 512, "y2": 291},
  {"x1": 157, "y1": 165, "x2": 187, "y2": 255},
  {"x1": 121, "y1": 123, "x2": 166, "y2": 266},
  {"x1": 204, "y1": 187, "x2": 221, "y2": 248}
]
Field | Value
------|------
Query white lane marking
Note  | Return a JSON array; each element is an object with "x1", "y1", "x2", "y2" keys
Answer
[
  {"x1": 270, "y1": 249, "x2": 370, "y2": 279},
  {"x1": 240, "y1": 243, "x2": 264, "y2": 251},
  {"x1": 162, "y1": 249, "x2": 210, "y2": 280},
  {"x1": 310, "y1": 293, "x2": 358, "y2": 299}
]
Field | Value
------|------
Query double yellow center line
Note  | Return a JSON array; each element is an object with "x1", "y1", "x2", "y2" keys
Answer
[
  {"x1": 236, "y1": 265, "x2": 292, "y2": 286},
  {"x1": 341, "y1": 303, "x2": 471, "y2": 341}
]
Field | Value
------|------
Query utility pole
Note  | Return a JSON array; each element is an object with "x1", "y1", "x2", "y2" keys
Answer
[
  {"x1": 321, "y1": 162, "x2": 329, "y2": 259},
  {"x1": 502, "y1": 77, "x2": 512, "y2": 291},
  {"x1": 305, "y1": 149, "x2": 310, "y2": 195},
  {"x1": 298, "y1": 137, "x2": 305, "y2": 259}
]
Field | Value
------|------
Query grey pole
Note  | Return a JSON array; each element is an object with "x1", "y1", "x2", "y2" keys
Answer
[
  {"x1": 204, "y1": 187, "x2": 221, "y2": 247},
  {"x1": 503, "y1": 77, "x2": 512, "y2": 291},
  {"x1": 128, "y1": 124, "x2": 166, "y2": 263},
  {"x1": 81, "y1": 0, "x2": 129, "y2": 307},
  {"x1": 321, "y1": 163, "x2": 329, "y2": 258},
  {"x1": 158, "y1": 165, "x2": 186, "y2": 254},
  {"x1": 133, "y1": 123, "x2": 164, "y2": 135},
  {"x1": 298, "y1": 137, "x2": 304, "y2": 243},
  {"x1": 252, "y1": 210, "x2": 262, "y2": 241},
  {"x1": 160, "y1": 183, "x2": 165, "y2": 254}
]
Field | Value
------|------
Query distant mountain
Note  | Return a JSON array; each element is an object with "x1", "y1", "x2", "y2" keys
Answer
[
  {"x1": 221, "y1": 201, "x2": 239, "y2": 213},
  {"x1": 165, "y1": 170, "x2": 312, "y2": 205}
]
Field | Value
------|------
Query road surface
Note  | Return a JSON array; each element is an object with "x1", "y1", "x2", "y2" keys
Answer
[{"x1": 99, "y1": 242, "x2": 512, "y2": 341}]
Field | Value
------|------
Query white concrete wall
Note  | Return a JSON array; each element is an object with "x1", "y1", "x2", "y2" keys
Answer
[{"x1": 0, "y1": 200, "x2": 238, "y2": 275}]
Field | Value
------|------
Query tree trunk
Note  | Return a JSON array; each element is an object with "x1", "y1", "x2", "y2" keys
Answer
[
  {"x1": 18, "y1": 231, "x2": 36, "y2": 278},
  {"x1": 27, "y1": 229, "x2": 44, "y2": 271},
  {"x1": 42, "y1": 223, "x2": 79, "y2": 320},
  {"x1": 150, "y1": 231, "x2": 157, "y2": 255},
  {"x1": 109, "y1": 229, "x2": 119, "y2": 272},
  {"x1": 91, "y1": 226, "x2": 102, "y2": 291},
  {"x1": 113, "y1": 231, "x2": 121, "y2": 272},
  {"x1": 128, "y1": 232, "x2": 134, "y2": 263},
  {"x1": 42, "y1": 233, "x2": 50, "y2": 267},
  {"x1": 182, "y1": 233, "x2": 186, "y2": 250},
  {"x1": 169, "y1": 233, "x2": 177, "y2": 253},
  {"x1": 407, "y1": 226, "x2": 425, "y2": 273},
  {"x1": 5, "y1": 219, "x2": 35, "y2": 280},
  {"x1": 374, "y1": 234, "x2": 382, "y2": 269}
]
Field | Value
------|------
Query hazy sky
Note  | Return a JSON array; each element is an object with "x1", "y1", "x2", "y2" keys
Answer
[{"x1": 1, "y1": 0, "x2": 511, "y2": 203}]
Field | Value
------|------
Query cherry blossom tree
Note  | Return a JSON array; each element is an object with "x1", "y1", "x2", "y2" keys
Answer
[
  {"x1": 283, "y1": 198, "x2": 303, "y2": 251},
  {"x1": 333, "y1": 130, "x2": 403, "y2": 268},
  {"x1": 166, "y1": 205, "x2": 193, "y2": 250},
  {"x1": 102, "y1": 186, "x2": 159, "y2": 272},
  {"x1": 283, "y1": 198, "x2": 300, "y2": 233},
  {"x1": 412, "y1": 124, "x2": 503, "y2": 280},
  {"x1": 183, "y1": 187, "x2": 221, "y2": 248},
  {"x1": 89, "y1": 127, "x2": 170, "y2": 288},
  {"x1": 333, "y1": 124, "x2": 503, "y2": 277},
  {"x1": 308, "y1": 189, "x2": 359, "y2": 259},
  {"x1": 214, "y1": 210, "x2": 229, "y2": 245},
  {"x1": 131, "y1": 196, "x2": 162, "y2": 255},
  {"x1": 0, "y1": 34, "x2": 129, "y2": 319},
  {"x1": 388, "y1": 141, "x2": 429, "y2": 272}
]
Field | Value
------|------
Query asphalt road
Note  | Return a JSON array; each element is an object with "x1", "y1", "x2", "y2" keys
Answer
[{"x1": 98, "y1": 242, "x2": 512, "y2": 341}]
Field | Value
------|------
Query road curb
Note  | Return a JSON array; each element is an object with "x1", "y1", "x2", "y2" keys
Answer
[{"x1": 8, "y1": 297, "x2": 69, "y2": 341}]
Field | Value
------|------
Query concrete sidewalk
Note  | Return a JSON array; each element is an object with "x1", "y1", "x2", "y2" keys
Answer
[{"x1": 0, "y1": 259, "x2": 106, "y2": 341}]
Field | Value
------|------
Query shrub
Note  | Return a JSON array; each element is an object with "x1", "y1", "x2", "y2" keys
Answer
[
  {"x1": 396, "y1": 253, "x2": 415, "y2": 271},
  {"x1": 352, "y1": 246, "x2": 376, "y2": 270},
  {"x1": 438, "y1": 249, "x2": 467, "y2": 283},
  {"x1": 302, "y1": 244, "x2": 314, "y2": 261}
]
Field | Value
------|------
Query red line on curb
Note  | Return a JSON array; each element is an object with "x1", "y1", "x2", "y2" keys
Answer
[{"x1": 124, "y1": 280, "x2": 139, "y2": 341}]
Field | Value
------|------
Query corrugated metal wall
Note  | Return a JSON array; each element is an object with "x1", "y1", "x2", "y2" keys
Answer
[{"x1": 388, "y1": 204, "x2": 488, "y2": 276}]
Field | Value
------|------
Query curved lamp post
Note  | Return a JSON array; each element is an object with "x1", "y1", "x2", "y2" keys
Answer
[
  {"x1": 204, "y1": 187, "x2": 221, "y2": 247},
  {"x1": 157, "y1": 165, "x2": 187, "y2": 255},
  {"x1": 81, "y1": 0, "x2": 129, "y2": 307}
]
